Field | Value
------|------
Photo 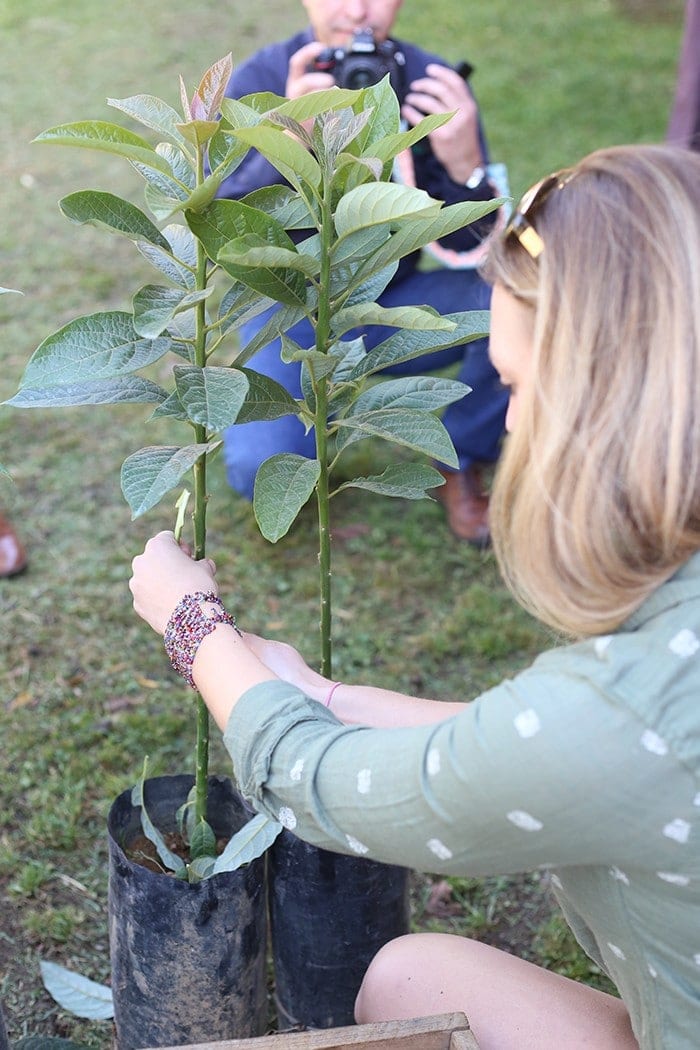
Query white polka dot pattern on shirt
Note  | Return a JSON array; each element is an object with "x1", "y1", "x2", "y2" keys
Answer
[
  {"x1": 278, "y1": 806, "x2": 297, "y2": 830},
  {"x1": 610, "y1": 866, "x2": 630, "y2": 885},
  {"x1": 607, "y1": 943, "x2": 626, "y2": 961},
  {"x1": 345, "y1": 834, "x2": 369, "y2": 855},
  {"x1": 648, "y1": 964, "x2": 658, "y2": 979},
  {"x1": 357, "y1": 768, "x2": 372, "y2": 794},
  {"x1": 507, "y1": 810, "x2": 543, "y2": 832},
  {"x1": 694, "y1": 954, "x2": 700, "y2": 967},
  {"x1": 657, "y1": 871, "x2": 691, "y2": 886},
  {"x1": 693, "y1": 792, "x2": 700, "y2": 807},
  {"x1": 663, "y1": 818, "x2": 691, "y2": 844},
  {"x1": 427, "y1": 838, "x2": 453, "y2": 860},
  {"x1": 594, "y1": 636, "x2": 612, "y2": 658},
  {"x1": 427, "y1": 748, "x2": 441, "y2": 776},
  {"x1": 513, "y1": 709, "x2": 541, "y2": 738},
  {"x1": 668, "y1": 628, "x2": 700, "y2": 658},
  {"x1": 640, "y1": 730, "x2": 668, "y2": 756},
  {"x1": 289, "y1": 759, "x2": 304, "y2": 782}
]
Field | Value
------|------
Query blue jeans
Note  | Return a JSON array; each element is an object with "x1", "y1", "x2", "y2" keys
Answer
[{"x1": 223, "y1": 266, "x2": 507, "y2": 499}]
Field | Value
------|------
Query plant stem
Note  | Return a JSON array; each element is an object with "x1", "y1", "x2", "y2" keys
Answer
[
  {"x1": 192, "y1": 143, "x2": 210, "y2": 825},
  {"x1": 314, "y1": 175, "x2": 334, "y2": 678}
]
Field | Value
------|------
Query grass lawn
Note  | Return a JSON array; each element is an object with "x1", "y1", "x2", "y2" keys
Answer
[{"x1": 0, "y1": 0, "x2": 685, "y2": 1042}]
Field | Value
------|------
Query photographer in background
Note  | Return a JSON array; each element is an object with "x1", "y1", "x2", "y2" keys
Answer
[{"x1": 217, "y1": 0, "x2": 509, "y2": 546}]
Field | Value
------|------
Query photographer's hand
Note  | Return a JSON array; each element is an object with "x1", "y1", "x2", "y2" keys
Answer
[
  {"x1": 402, "y1": 63, "x2": 483, "y2": 185},
  {"x1": 286, "y1": 41, "x2": 335, "y2": 99}
]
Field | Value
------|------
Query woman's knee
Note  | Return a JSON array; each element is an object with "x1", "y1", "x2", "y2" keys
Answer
[{"x1": 354, "y1": 933, "x2": 441, "y2": 1024}]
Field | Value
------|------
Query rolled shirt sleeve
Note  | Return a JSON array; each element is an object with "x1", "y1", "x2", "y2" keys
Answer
[{"x1": 223, "y1": 639, "x2": 698, "y2": 878}]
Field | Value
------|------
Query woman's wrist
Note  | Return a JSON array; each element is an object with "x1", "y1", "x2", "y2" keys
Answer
[{"x1": 164, "y1": 591, "x2": 240, "y2": 688}]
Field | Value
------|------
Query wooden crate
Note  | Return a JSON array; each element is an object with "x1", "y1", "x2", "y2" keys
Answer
[{"x1": 150, "y1": 1012, "x2": 480, "y2": 1050}]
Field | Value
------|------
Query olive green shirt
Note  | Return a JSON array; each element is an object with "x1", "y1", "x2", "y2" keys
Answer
[{"x1": 225, "y1": 554, "x2": 700, "y2": 1049}]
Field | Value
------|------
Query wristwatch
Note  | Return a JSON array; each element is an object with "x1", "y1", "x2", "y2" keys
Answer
[{"x1": 465, "y1": 165, "x2": 487, "y2": 190}]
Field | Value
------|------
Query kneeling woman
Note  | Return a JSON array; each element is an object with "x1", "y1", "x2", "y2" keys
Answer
[{"x1": 130, "y1": 144, "x2": 700, "y2": 1050}]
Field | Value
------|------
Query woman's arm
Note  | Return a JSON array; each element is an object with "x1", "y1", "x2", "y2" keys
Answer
[{"x1": 129, "y1": 532, "x2": 462, "y2": 731}]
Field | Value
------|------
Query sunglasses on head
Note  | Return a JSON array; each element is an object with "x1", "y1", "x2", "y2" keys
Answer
[{"x1": 504, "y1": 169, "x2": 575, "y2": 259}]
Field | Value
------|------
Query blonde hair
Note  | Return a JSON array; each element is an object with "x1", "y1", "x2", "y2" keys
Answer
[{"x1": 483, "y1": 144, "x2": 700, "y2": 637}]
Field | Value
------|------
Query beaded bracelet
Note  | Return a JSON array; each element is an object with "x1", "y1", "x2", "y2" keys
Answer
[{"x1": 164, "y1": 591, "x2": 240, "y2": 689}]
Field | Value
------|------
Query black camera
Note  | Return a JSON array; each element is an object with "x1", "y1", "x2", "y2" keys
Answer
[{"x1": 312, "y1": 28, "x2": 407, "y2": 102}]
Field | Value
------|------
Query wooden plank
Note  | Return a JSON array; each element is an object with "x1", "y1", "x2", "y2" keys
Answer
[
  {"x1": 150, "y1": 1012, "x2": 478, "y2": 1050},
  {"x1": 448, "y1": 1031, "x2": 481, "y2": 1050}
]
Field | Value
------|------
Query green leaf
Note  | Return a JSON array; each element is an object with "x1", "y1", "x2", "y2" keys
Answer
[
  {"x1": 131, "y1": 777, "x2": 186, "y2": 875},
  {"x1": 234, "y1": 368, "x2": 300, "y2": 423},
  {"x1": 137, "y1": 224, "x2": 197, "y2": 289},
  {"x1": 150, "y1": 390, "x2": 189, "y2": 421},
  {"x1": 332, "y1": 302, "x2": 455, "y2": 338},
  {"x1": 189, "y1": 818, "x2": 217, "y2": 860},
  {"x1": 334, "y1": 408, "x2": 458, "y2": 467},
  {"x1": 230, "y1": 125, "x2": 321, "y2": 193},
  {"x1": 349, "y1": 376, "x2": 468, "y2": 415},
  {"x1": 186, "y1": 856, "x2": 215, "y2": 881},
  {"x1": 253, "y1": 453, "x2": 320, "y2": 542},
  {"x1": 173, "y1": 365, "x2": 249, "y2": 429},
  {"x1": 190, "y1": 53, "x2": 233, "y2": 121},
  {"x1": 121, "y1": 442, "x2": 220, "y2": 518},
  {"x1": 243, "y1": 185, "x2": 316, "y2": 229},
  {"x1": 6, "y1": 377, "x2": 166, "y2": 408},
  {"x1": 19, "y1": 312, "x2": 171, "y2": 389},
  {"x1": 331, "y1": 224, "x2": 391, "y2": 265},
  {"x1": 132, "y1": 285, "x2": 212, "y2": 338},
  {"x1": 357, "y1": 198, "x2": 505, "y2": 276},
  {"x1": 333, "y1": 461, "x2": 445, "y2": 499},
  {"x1": 58, "y1": 190, "x2": 170, "y2": 248},
  {"x1": 208, "y1": 130, "x2": 250, "y2": 181},
  {"x1": 235, "y1": 304, "x2": 307, "y2": 364},
  {"x1": 353, "y1": 77, "x2": 400, "y2": 149},
  {"x1": 218, "y1": 236, "x2": 308, "y2": 309},
  {"x1": 327, "y1": 336, "x2": 367, "y2": 384},
  {"x1": 334, "y1": 183, "x2": 441, "y2": 237},
  {"x1": 272, "y1": 88, "x2": 363, "y2": 121},
  {"x1": 220, "y1": 95, "x2": 269, "y2": 122},
  {"x1": 34, "y1": 121, "x2": 172, "y2": 174},
  {"x1": 349, "y1": 310, "x2": 490, "y2": 378},
  {"x1": 176, "y1": 787, "x2": 198, "y2": 843},
  {"x1": 212, "y1": 813, "x2": 282, "y2": 874},
  {"x1": 218, "y1": 282, "x2": 273, "y2": 335},
  {"x1": 342, "y1": 261, "x2": 398, "y2": 307},
  {"x1": 370, "y1": 111, "x2": 453, "y2": 163},
  {"x1": 39, "y1": 961, "x2": 113, "y2": 1021},
  {"x1": 219, "y1": 241, "x2": 320, "y2": 279},
  {"x1": 107, "y1": 93, "x2": 191, "y2": 149},
  {"x1": 188, "y1": 198, "x2": 296, "y2": 265},
  {"x1": 176, "y1": 118, "x2": 220, "y2": 147}
]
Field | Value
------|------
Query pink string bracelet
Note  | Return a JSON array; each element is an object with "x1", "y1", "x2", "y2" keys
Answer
[{"x1": 324, "y1": 681, "x2": 341, "y2": 709}]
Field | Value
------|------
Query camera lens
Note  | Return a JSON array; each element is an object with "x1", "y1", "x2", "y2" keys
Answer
[{"x1": 345, "y1": 64, "x2": 379, "y2": 89}]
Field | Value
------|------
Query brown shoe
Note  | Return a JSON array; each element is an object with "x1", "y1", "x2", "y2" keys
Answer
[
  {"x1": 433, "y1": 466, "x2": 490, "y2": 548},
  {"x1": 0, "y1": 512, "x2": 27, "y2": 577}
]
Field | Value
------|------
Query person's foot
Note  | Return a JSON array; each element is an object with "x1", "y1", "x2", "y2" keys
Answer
[
  {"x1": 0, "y1": 513, "x2": 27, "y2": 577},
  {"x1": 433, "y1": 466, "x2": 490, "y2": 548}
]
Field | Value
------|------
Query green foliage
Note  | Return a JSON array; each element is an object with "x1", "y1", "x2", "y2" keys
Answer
[
  {"x1": 7, "y1": 54, "x2": 498, "y2": 832},
  {"x1": 12, "y1": 62, "x2": 496, "y2": 536}
]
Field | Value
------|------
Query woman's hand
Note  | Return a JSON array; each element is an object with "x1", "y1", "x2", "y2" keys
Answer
[
  {"x1": 244, "y1": 632, "x2": 330, "y2": 702},
  {"x1": 130, "y1": 531, "x2": 218, "y2": 635}
]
